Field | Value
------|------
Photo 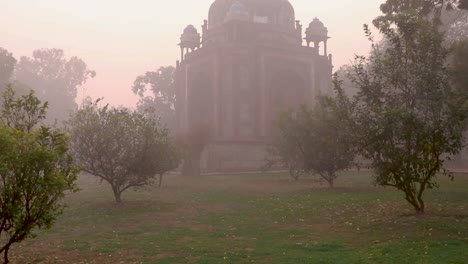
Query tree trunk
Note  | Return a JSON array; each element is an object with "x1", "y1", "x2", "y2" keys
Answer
[
  {"x1": 3, "y1": 244, "x2": 10, "y2": 264},
  {"x1": 414, "y1": 199, "x2": 425, "y2": 215},
  {"x1": 417, "y1": 184, "x2": 426, "y2": 215},
  {"x1": 405, "y1": 192, "x2": 425, "y2": 214},
  {"x1": 415, "y1": 206, "x2": 425, "y2": 214},
  {"x1": 114, "y1": 193, "x2": 122, "y2": 204},
  {"x1": 320, "y1": 173, "x2": 335, "y2": 188},
  {"x1": 111, "y1": 186, "x2": 122, "y2": 204}
]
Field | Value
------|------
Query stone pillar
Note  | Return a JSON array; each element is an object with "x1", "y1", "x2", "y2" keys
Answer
[
  {"x1": 314, "y1": 41, "x2": 320, "y2": 54},
  {"x1": 202, "y1": 20, "x2": 208, "y2": 44},
  {"x1": 324, "y1": 40, "x2": 328, "y2": 56},
  {"x1": 295, "y1": 20, "x2": 302, "y2": 45}
]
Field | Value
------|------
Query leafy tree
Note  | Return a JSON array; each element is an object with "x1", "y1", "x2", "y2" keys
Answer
[
  {"x1": 0, "y1": 86, "x2": 78, "y2": 263},
  {"x1": 334, "y1": 65, "x2": 360, "y2": 97},
  {"x1": 301, "y1": 87, "x2": 356, "y2": 188},
  {"x1": 436, "y1": 3, "x2": 468, "y2": 41},
  {"x1": 376, "y1": 0, "x2": 468, "y2": 40},
  {"x1": 132, "y1": 66, "x2": 177, "y2": 131},
  {"x1": 349, "y1": 9, "x2": 466, "y2": 213},
  {"x1": 156, "y1": 140, "x2": 181, "y2": 188},
  {"x1": 264, "y1": 109, "x2": 308, "y2": 181},
  {"x1": 268, "y1": 87, "x2": 355, "y2": 187},
  {"x1": 0, "y1": 48, "x2": 16, "y2": 91},
  {"x1": 460, "y1": 0, "x2": 468, "y2": 8},
  {"x1": 67, "y1": 101, "x2": 181, "y2": 203},
  {"x1": 375, "y1": 0, "x2": 467, "y2": 23},
  {"x1": 14, "y1": 49, "x2": 95, "y2": 123},
  {"x1": 1, "y1": 86, "x2": 48, "y2": 133}
]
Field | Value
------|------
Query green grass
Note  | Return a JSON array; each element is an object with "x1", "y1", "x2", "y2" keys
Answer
[{"x1": 10, "y1": 172, "x2": 468, "y2": 263}]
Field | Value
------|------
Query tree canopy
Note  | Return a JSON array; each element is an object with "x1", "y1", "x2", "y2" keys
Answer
[
  {"x1": 132, "y1": 66, "x2": 177, "y2": 131},
  {"x1": 265, "y1": 109, "x2": 308, "y2": 181},
  {"x1": 0, "y1": 48, "x2": 16, "y2": 91},
  {"x1": 268, "y1": 87, "x2": 355, "y2": 187},
  {"x1": 14, "y1": 48, "x2": 95, "y2": 123},
  {"x1": 0, "y1": 86, "x2": 78, "y2": 263},
  {"x1": 67, "y1": 101, "x2": 181, "y2": 203},
  {"x1": 349, "y1": 7, "x2": 466, "y2": 213}
]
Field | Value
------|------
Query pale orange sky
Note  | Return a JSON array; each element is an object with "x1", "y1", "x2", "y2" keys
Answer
[{"x1": 0, "y1": 0, "x2": 382, "y2": 108}]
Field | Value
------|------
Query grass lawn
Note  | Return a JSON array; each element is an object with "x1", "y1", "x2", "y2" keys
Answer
[{"x1": 10, "y1": 172, "x2": 468, "y2": 264}]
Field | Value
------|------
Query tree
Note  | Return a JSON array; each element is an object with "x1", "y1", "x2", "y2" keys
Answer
[
  {"x1": 14, "y1": 48, "x2": 95, "y2": 123},
  {"x1": 268, "y1": 87, "x2": 355, "y2": 187},
  {"x1": 67, "y1": 101, "x2": 181, "y2": 203},
  {"x1": 0, "y1": 48, "x2": 16, "y2": 91},
  {"x1": 0, "y1": 86, "x2": 78, "y2": 263},
  {"x1": 376, "y1": 0, "x2": 468, "y2": 115},
  {"x1": 301, "y1": 86, "x2": 356, "y2": 188},
  {"x1": 374, "y1": 0, "x2": 468, "y2": 48},
  {"x1": 460, "y1": 0, "x2": 468, "y2": 8},
  {"x1": 375, "y1": 0, "x2": 467, "y2": 22},
  {"x1": 349, "y1": 9, "x2": 466, "y2": 213},
  {"x1": 264, "y1": 109, "x2": 308, "y2": 181},
  {"x1": 334, "y1": 65, "x2": 360, "y2": 97},
  {"x1": 155, "y1": 139, "x2": 181, "y2": 188},
  {"x1": 440, "y1": 7, "x2": 468, "y2": 41},
  {"x1": 1, "y1": 86, "x2": 48, "y2": 133},
  {"x1": 132, "y1": 66, "x2": 177, "y2": 131}
]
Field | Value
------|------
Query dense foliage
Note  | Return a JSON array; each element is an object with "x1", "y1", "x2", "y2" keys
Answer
[
  {"x1": 265, "y1": 109, "x2": 307, "y2": 181},
  {"x1": 268, "y1": 89, "x2": 355, "y2": 187},
  {"x1": 0, "y1": 48, "x2": 16, "y2": 91},
  {"x1": 349, "y1": 7, "x2": 467, "y2": 213},
  {"x1": 132, "y1": 66, "x2": 211, "y2": 177},
  {"x1": 67, "y1": 101, "x2": 181, "y2": 203},
  {"x1": 15, "y1": 49, "x2": 95, "y2": 123},
  {"x1": 0, "y1": 86, "x2": 78, "y2": 263},
  {"x1": 132, "y1": 66, "x2": 177, "y2": 131}
]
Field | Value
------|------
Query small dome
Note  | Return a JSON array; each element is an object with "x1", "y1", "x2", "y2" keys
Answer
[
  {"x1": 305, "y1": 17, "x2": 328, "y2": 42},
  {"x1": 308, "y1": 18, "x2": 324, "y2": 28},
  {"x1": 183, "y1": 25, "x2": 198, "y2": 35},
  {"x1": 180, "y1": 25, "x2": 201, "y2": 49}
]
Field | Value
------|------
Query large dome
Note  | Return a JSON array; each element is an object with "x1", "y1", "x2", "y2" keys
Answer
[{"x1": 208, "y1": 0, "x2": 295, "y2": 28}]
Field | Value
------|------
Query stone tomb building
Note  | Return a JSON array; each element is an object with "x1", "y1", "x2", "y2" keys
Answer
[{"x1": 175, "y1": 0, "x2": 333, "y2": 172}]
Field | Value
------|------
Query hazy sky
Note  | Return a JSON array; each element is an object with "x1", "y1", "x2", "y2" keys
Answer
[{"x1": 0, "y1": 0, "x2": 381, "y2": 108}]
